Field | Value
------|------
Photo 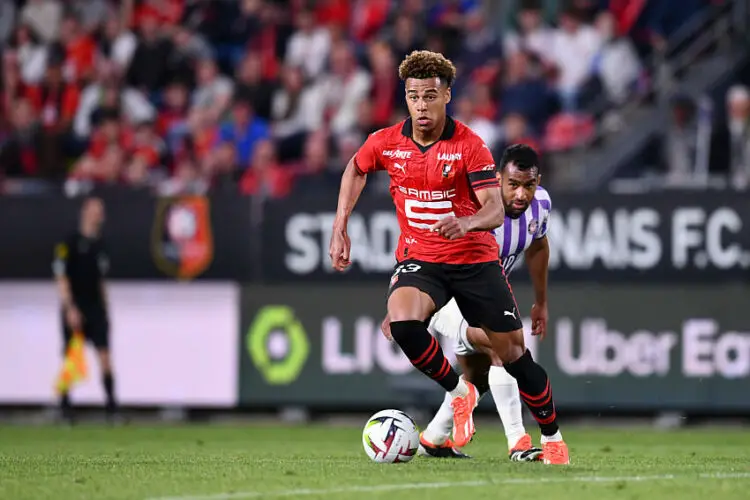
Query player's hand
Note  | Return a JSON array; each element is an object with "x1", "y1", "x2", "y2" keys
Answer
[
  {"x1": 65, "y1": 305, "x2": 83, "y2": 331},
  {"x1": 530, "y1": 302, "x2": 548, "y2": 339},
  {"x1": 380, "y1": 315, "x2": 393, "y2": 342},
  {"x1": 328, "y1": 226, "x2": 352, "y2": 271},
  {"x1": 430, "y1": 216, "x2": 470, "y2": 240}
]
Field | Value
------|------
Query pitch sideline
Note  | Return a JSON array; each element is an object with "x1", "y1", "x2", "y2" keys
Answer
[{"x1": 146, "y1": 472, "x2": 750, "y2": 500}]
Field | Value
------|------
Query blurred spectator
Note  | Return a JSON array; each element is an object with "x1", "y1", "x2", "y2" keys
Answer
[
  {"x1": 457, "y1": 7, "x2": 502, "y2": 80},
  {"x1": 239, "y1": 138, "x2": 293, "y2": 198},
  {"x1": 496, "y1": 113, "x2": 541, "y2": 157},
  {"x1": 59, "y1": 13, "x2": 96, "y2": 83},
  {"x1": 0, "y1": 99, "x2": 43, "y2": 178},
  {"x1": 501, "y1": 51, "x2": 554, "y2": 135},
  {"x1": 99, "y1": 15, "x2": 137, "y2": 74},
  {"x1": 322, "y1": 42, "x2": 372, "y2": 137},
  {"x1": 217, "y1": 95, "x2": 270, "y2": 169},
  {"x1": 454, "y1": 95, "x2": 498, "y2": 150},
  {"x1": 74, "y1": 60, "x2": 155, "y2": 139},
  {"x1": 663, "y1": 95, "x2": 699, "y2": 183},
  {"x1": 192, "y1": 58, "x2": 234, "y2": 124},
  {"x1": 284, "y1": 8, "x2": 332, "y2": 81},
  {"x1": 167, "y1": 25, "x2": 213, "y2": 89},
  {"x1": 0, "y1": 1, "x2": 16, "y2": 45},
  {"x1": 234, "y1": 52, "x2": 274, "y2": 120},
  {"x1": 127, "y1": 13, "x2": 173, "y2": 95},
  {"x1": 503, "y1": 1, "x2": 554, "y2": 63},
  {"x1": 711, "y1": 85, "x2": 750, "y2": 189},
  {"x1": 20, "y1": 0, "x2": 63, "y2": 43},
  {"x1": 367, "y1": 41, "x2": 399, "y2": 128},
  {"x1": 158, "y1": 155, "x2": 210, "y2": 196},
  {"x1": 69, "y1": 0, "x2": 109, "y2": 35},
  {"x1": 8, "y1": 24, "x2": 48, "y2": 86},
  {"x1": 157, "y1": 80, "x2": 191, "y2": 154},
  {"x1": 548, "y1": 8, "x2": 602, "y2": 111},
  {"x1": 271, "y1": 65, "x2": 326, "y2": 161},
  {"x1": 386, "y1": 14, "x2": 424, "y2": 63},
  {"x1": 592, "y1": 11, "x2": 642, "y2": 106}
]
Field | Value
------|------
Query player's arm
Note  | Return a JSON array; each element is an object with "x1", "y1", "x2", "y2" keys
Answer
[
  {"x1": 466, "y1": 141, "x2": 505, "y2": 231},
  {"x1": 525, "y1": 201, "x2": 551, "y2": 338},
  {"x1": 466, "y1": 187, "x2": 505, "y2": 232},
  {"x1": 524, "y1": 235, "x2": 549, "y2": 307},
  {"x1": 330, "y1": 131, "x2": 382, "y2": 270},
  {"x1": 53, "y1": 241, "x2": 82, "y2": 330}
]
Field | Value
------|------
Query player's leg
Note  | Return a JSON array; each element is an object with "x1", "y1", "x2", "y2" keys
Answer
[
  {"x1": 451, "y1": 262, "x2": 569, "y2": 464},
  {"x1": 386, "y1": 261, "x2": 478, "y2": 447},
  {"x1": 59, "y1": 312, "x2": 74, "y2": 423},
  {"x1": 88, "y1": 310, "x2": 118, "y2": 418},
  {"x1": 462, "y1": 326, "x2": 540, "y2": 460},
  {"x1": 423, "y1": 303, "x2": 540, "y2": 461},
  {"x1": 419, "y1": 353, "x2": 489, "y2": 458}
]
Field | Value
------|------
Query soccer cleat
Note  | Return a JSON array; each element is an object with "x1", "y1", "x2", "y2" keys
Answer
[
  {"x1": 417, "y1": 433, "x2": 471, "y2": 459},
  {"x1": 450, "y1": 381, "x2": 479, "y2": 448},
  {"x1": 542, "y1": 440, "x2": 570, "y2": 465},
  {"x1": 508, "y1": 434, "x2": 543, "y2": 462}
]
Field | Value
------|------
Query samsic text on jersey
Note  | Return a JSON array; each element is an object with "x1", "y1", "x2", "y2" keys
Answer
[{"x1": 354, "y1": 117, "x2": 500, "y2": 265}]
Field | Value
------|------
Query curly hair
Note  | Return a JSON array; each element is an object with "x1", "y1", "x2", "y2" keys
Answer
[{"x1": 398, "y1": 50, "x2": 457, "y2": 87}]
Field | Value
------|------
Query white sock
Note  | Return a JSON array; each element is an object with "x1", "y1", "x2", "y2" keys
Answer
[
  {"x1": 541, "y1": 431, "x2": 563, "y2": 444},
  {"x1": 448, "y1": 377, "x2": 469, "y2": 399},
  {"x1": 421, "y1": 392, "x2": 454, "y2": 445},
  {"x1": 489, "y1": 365, "x2": 527, "y2": 449}
]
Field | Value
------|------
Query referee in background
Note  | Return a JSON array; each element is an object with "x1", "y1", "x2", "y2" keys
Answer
[{"x1": 53, "y1": 197, "x2": 118, "y2": 423}]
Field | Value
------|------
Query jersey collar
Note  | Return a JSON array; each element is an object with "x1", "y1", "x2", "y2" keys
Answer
[{"x1": 401, "y1": 116, "x2": 457, "y2": 153}]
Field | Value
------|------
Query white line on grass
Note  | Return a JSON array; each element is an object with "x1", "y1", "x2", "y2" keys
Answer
[{"x1": 146, "y1": 472, "x2": 750, "y2": 500}]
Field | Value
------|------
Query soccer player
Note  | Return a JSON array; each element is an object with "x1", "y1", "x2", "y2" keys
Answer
[
  {"x1": 329, "y1": 50, "x2": 569, "y2": 464},
  {"x1": 53, "y1": 197, "x2": 117, "y2": 423},
  {"x1": 416, "y1": 144, "x2": 552, "y2": 462}
]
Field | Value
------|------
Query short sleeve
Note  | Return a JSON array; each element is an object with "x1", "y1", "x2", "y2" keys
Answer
[
  {"x1": 353, "y1": 130, "x2": 385, "y2": 175},
  {"x1": 466, "y1": 141, "x2": 498, "y2": 191},
  {"x1": 536, "y1": 188, "x2": 552, "y2": 239},
  {"x1": 52, "y1": 240, "x2": 69, "y2": 278}
]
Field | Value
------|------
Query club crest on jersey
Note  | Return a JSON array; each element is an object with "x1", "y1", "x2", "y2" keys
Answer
[
  {"x1": 442, "y1": 164, "x2": 452, "y2": 177},
  {"x1": 528, "y1": 219, "x2": 539, "y2": 235}
]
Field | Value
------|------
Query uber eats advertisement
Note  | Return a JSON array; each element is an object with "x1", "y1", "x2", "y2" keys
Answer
[{"x1": 238, "y1": 283, "x2": 750, "y2": 411}]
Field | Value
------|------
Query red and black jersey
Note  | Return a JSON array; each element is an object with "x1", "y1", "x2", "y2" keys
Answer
[{"x1": 355, "y1": 117, "x2": 500, "y2": 264}]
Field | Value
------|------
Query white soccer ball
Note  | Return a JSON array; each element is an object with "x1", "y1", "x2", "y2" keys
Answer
[{"x1": 362, "y1": 409, "x2": 420, "y2": 463}]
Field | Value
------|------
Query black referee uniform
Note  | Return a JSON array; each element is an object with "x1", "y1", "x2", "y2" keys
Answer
[{"x1": 53, "y1": 227, "x2": 117, "y2": 419}]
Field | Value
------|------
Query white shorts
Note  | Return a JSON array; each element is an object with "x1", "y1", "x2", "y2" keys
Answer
[{"x1": 427, "y1": 299, "x2": 477, "y2": 356}]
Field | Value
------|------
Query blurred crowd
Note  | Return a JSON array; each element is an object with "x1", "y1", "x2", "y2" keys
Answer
[{"x1": 0, "y1": 0, "x2": 712, "y2": 197}]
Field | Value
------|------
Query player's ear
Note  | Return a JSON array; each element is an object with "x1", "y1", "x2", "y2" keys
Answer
[
  {"x1": 536, "y1": 174, "x2": 542, "y2": 186},
  {"x1": 495, "y1": 170, "x2": 502, "y2": 183},
  {"x1": 444, "y1": 86, "x2": 451, "y2": 104}
]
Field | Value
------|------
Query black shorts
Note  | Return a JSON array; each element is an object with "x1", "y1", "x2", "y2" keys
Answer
[
  {"x1": 387, "y1": 259, "x2": 522, "y2": 333},
  {"x1": 61, "y1": 305, "x2": 110, "y2": 352}
]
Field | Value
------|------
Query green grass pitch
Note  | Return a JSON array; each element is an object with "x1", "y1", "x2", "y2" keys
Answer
[{"x1": 1, "y1": 423, "x2": 749, "y2": 499}]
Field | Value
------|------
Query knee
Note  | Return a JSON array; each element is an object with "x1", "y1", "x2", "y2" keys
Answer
[{"x1": 490, "y1": 329, "x2": 526, "y2": 364}]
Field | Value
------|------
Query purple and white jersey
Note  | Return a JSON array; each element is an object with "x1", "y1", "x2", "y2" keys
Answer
[{"x1": 496, "y1": 186, "x2": 552, "y2": 274}]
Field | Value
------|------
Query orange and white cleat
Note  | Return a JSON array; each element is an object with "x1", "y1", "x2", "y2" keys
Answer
[
  {"x1": 508, "y1": 434, "x2": 543, "y2": 462},
  {"x1": 417, "y1": 433, "x2": 471, "y2": 459},
  {"x1": 450, "y1": 381, "x2": 480, "y2": 448},
  {"x1": 542, "y1": 440, "x2": 570, "y2": 465}
]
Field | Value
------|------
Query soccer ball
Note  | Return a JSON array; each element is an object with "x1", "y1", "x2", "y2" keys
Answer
[{"x1": 362, "y1": 409, "x2": 420, "y2": 463}]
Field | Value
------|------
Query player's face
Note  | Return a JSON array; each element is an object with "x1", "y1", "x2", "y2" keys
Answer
[
  {"x1": 497, "y1": 163, "x2": 540, "y2": 219},
  {"x1": 405, "y1": 77, "x2": 451, "y2": 134},
  {"x1": 82, "y1": 199, "x2": 106, "y2": 232}
]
